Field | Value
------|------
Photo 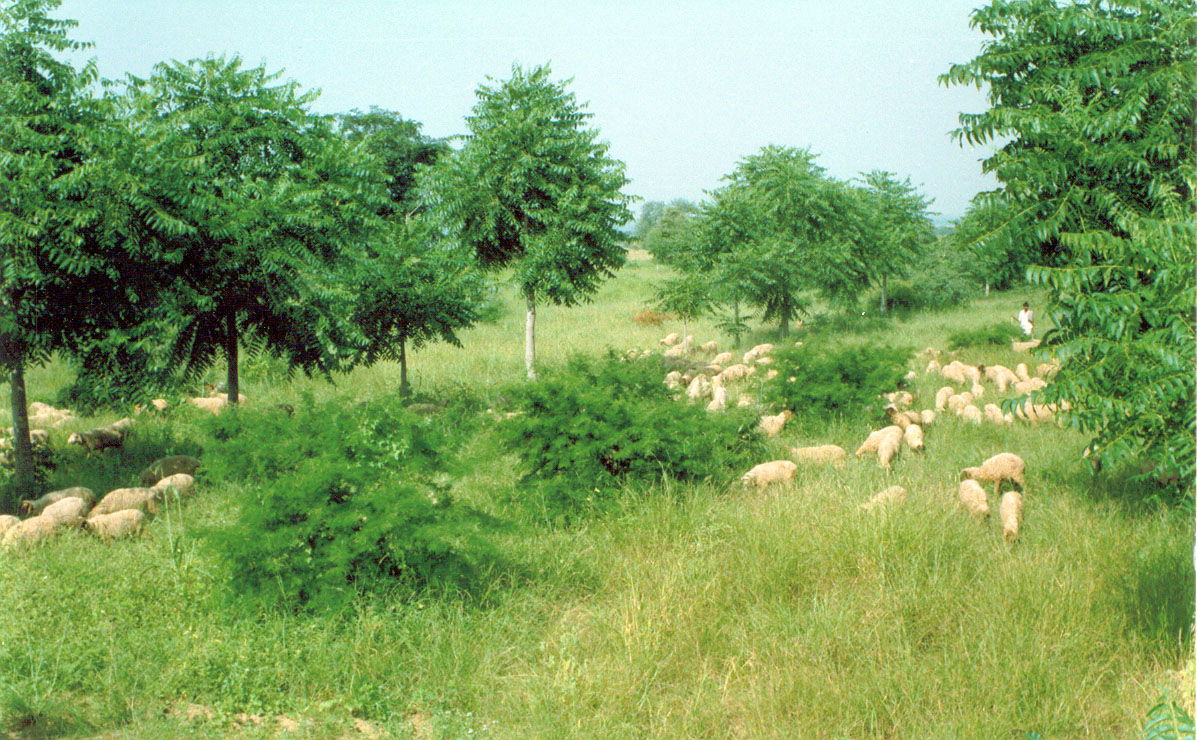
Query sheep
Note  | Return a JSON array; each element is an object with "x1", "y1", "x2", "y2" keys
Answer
[
  {"x1": 855, "y1": 426, "x2": 903, "y2": 458},
  {"x1": 859, "y1": 485, "x2": 907, "y2": 512},
  {"x1": 940, "y1": 361, "x2": 969, "y2": 385},
  {"x1": 686, "y1": 375, "x2": 712, "y2": 400},
  {"x1": 664, "y1": 344, "x2": 686, "y2": 358},
  {"x1": 758, "y1": 410, "x2": 793, "y2": 436},
  {"x1": 706, "y1": 386, "x2": 727, "y2": 412},
  {"x1": 985, "y1": 365, "x2": 1019, "y2": 392},
  {"x1": 1015, "y1": 399, "x2": 1055, "y2": 423},
  {"x1": 947, "y1": 395, "x2": 967, "y2": 414},
  {"x1": 663, "y1": 371, "x2": 683, "y2": 390},
  {"x1": 903, "y1": 424, "x2": 924, "y2": 453},
  {"x1": 791, "y1": 444, "x2": 847, "y2": 469},
  {"x1": 961, "y1": 405, "x2": 983, "y2": 424},
  {"x1": 84, "y1": 509, "x2": 146, "y2": 540},
  {"x1": 699, "y1": 340, "x2": 718, "y2": 354},
  {"x1": 983, "y1": 403, "x2": 1013, "y2": 425},
  {"x1": 876, "y1": 435, "x2": 901, "y2": 469},
  {"x1": 1000, "y1": 491, "x2": 1024, "y2": 542},
  {"x1": 660, "y1": 332, "x2": 680, "y2": 346},
  {"x1": 0, "y1": 514, "x2": 19, "y2": 536},
  {"x1": 151, "y1": 473, "x2": 196, "y2": 499},
  {"x1": 764, "y1": 369, "x2": 778, "y2": 380},
  {"x1": 935, "y1": 386, "x2": 955, "y2": 412},
  {"x1": 89, "y1": 487, "x2": 160, "y2": 519},
  {"x1": 740, "y1": 460, "x2": 797, "y2": 491},
  {"x1": 41, "y1": 496, "x2": 92, "y2": 524},
  {"x1": 926, "y1": 359, "x2": 942, "y2": 375},
  {"x1": 718, "y1": 364, "x2": 751, "y2": 383},
  {"x1": 920, "y1": 409, "x2": 936, "y2": 426},
  {"x1": 970, "y1": 382, "x2": 986, "y2": 399},
  {"x1": 736, "y1": 394, "x2": 755, "y2": 408},
  {"x1": 705, "y1": 364, "x2": 723, "y2": 375},
  {"x1": 2, "y1": 515, "x2": 61, "y2": 548},
  {"x1": 1011, "y1": 339, "x2": 1040, "y2": 352},
  {"x1": 712, "y1": 351, "x2": 735, "y2": 366},
  {"x1": 67, "y1": 426, "x2": 125, "y2": 453},
  {"x1": 1014, "y1": 378, "x2": 1047, "y2": 394},
  {"x1": 959, "y1": 391, "x2": 975, "y2": 406},
  {"x1": 755, "y1": 356, "x2": 773, "y2": 366},
  {"x1": 1036, "y1": 362, "x2": 1059, "y2": 379},
  {"x1": 19, "y1": 487, "x2": 95, "y2": 516},
  {"x1": 961, "y1": 453, "x2": 1026, "y2": 497},
  {"x1": 1014, "y1": 363, "x2": 1031, "y2": 382},
  {"x1": 742, "y1": 343, "x2": 774, "y2": 364},
  {"x1": 885, "y1": 406, "x2": 912, "y2": 429},
  {"x1": 134, "y1": 398, "x2": 170, "y2": 414},
  {"x1": 958, "y1": 479, "x2": 990, "y2": 520},
  {"x1": 188, "y1": 396, "x2": 227, "y2": 414}
]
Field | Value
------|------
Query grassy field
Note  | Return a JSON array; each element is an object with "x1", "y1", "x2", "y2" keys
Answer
[{"x1": 0, "y1": 256, "x2": 1192, "y2": 740}]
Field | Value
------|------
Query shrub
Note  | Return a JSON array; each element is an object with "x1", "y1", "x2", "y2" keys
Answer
[
  {"x1": 762, "y1": 343, "x2": 909, "y2": 420},
  {"x1": 632, "y1": 309, "x2": 674, "y2": 326},
  {"x1": 204, "y1": 395, "x2": 491, "y2": 612},
  {"x1": 947, "y1": 323, "x2": 1022, "y2": 349},
  {"x1": 500, "y1": 353, "x2": 764, "y2": 520}
]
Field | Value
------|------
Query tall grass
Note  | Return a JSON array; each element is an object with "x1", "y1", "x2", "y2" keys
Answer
[{"x1": 0, "y1": 265, "x2": 1191, "y2": 739}]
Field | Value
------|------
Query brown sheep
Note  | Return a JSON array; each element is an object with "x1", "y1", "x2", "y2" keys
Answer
[
  {"x1": 85, "y1": 510, "x2": 146, "y2": 540},
  {"x1": 741, "y1": 460, "x2": 798, "y2": 491},
  {"x1": 67, "y1": 426, "x2": 125, "y2": 453},
  {"x1": 19, "y1": 487, "x2": 95, "y2": 516},
  {"x1": 41, "y1": 496, "x2": 92, "y2": 524},
  {"x1": 2, "y1": 515, "x2": 62, "y2": 549},
  {"x1": 876, "y1": 435, "x2": 901, "y2": 469},
  {"x1": 0, "y1": 514, "x2": 19, "y2": 536},
  {"x1": 89, "y1": 488, "x2": 160, "y2": 519},
  {"x1": 961, "y1": 453, "x2": 1026, "y2": 497},
  {"x1": 138, "y1": 455, "x2": 202, "y2": 487},
  {"x1": 1000, "y1": 491, "x2": 1024, "y2": 542}
]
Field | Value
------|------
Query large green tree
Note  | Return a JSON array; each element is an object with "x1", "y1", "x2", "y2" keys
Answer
[
  {"x1": 333, "y1": 107, "x2": 447, "y2": 219},
  {"x1": 422, "y1": 64, "x2": 633, "y2": 379},
  {"x1": 0, "y1": 0, "x2": 171, "y2": 496},
  {"x1": 122, "y1": 56, "x2": 386, "y2": 403},
  {"x1": 942, "y1": 0, "x2": 1195, "y2": 493},
  {"x1": 856, "y1": 171, "x2": 934, "y2": 315}
]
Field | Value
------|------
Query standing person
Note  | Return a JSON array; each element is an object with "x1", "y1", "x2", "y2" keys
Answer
[{"x1": 1015, "y1": 302, "x2": 1034, "y2": 338}]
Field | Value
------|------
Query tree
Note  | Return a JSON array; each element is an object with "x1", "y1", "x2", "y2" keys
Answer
[
  {"x1": 332, "y1": 108, "x2": 447, "y2": 219},
  {"x1": 422, "y1": 64, "x2": 633, "y2": 379},
  {"x1": 0, "y1": 0, "x2": 172, "y2": 497},
  {"x1": 856, "y1": 171, "x2": 934, "y2": 315},
  {"x1": 641, "y1": 199, "x2": 700, "y2": 265},
  {"x1": 949, "y1": 195, "x2": 1036, "y2": 295},
  {"x1": 633, "y1": 201, "x2": 668, "y2": 240},
  {"x1": 942, "y1": 0, "x2": 1195, "y2": 493},
  {"x1": 652, "y1": 271, "x2": 711, "y2": 354},
  {"x1": 122, "y1": 56, "x2": 386, "y2": 403}
]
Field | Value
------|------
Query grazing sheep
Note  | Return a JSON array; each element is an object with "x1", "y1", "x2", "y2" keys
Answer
[
  {"x1": 961, "y1": 453, "x2": 1026, "y2": 497},
  {"x1": 89, "y1": 488, "x2": 160, "y2": 519},
  {"x1": 1000, "y1": 491, "x2": 1024, "y2": 542},
  {"x1": 855, "y1": 426, "x2": 904, "y2": 458},
  {"x1": 791, "y1": 444, "x2": 847, "y2": 469},
  {"x1": 736, "y1": 394, "x2": 755, "y2": 408},
  {"x1": 188, "y1": 396, "x2": 227, "y2": 414},
  {"x1": 904, "y1": 370, "x2": 918, "y2": 381},
  {"x1": 940, "y1": 361, "x2": 969, "y2": 385},
  {"x1": 958, "y1": 479, "x2": 990, "y2": 520},
  {"x1": 983, "y1": 403, "x2": 1013, "y2": 425},
  {"x1": 935, "y1": 386, "x2": 955, "y2": 412},
  {"x1": 712, "y1": 351, "x2": 735, "y2": 366},
  {"x1": 884, "y1": 391, "x2": 914, "y2": 409},
  {"x1": 663, "y1": 371, "x2": 683, "y2": 390},
  {"x1": 664, "y1": 344, "x2": 686, "y2": 358},
  {"x1": 1036, "y1": 362, "x2": 1059, "y2": 379},
  {"x1": 706, "y1": 386, "x2": 728, "y2": 412},
  {"x1": 903, "y1": 424, "x2": 924, "y2": 452},
  {"x1": 151, "y1": 473, "x2": 196, "y2": 501},
  {"x1": 859, "y1": 485, "x2": 907, "y2": 512},
  {"x1": 1015, "y1": 399, "x2": 1055, "y2": 423},
  {"x1": 742, "y1": 343, "x2": 774, "y2": 364},
  {"x1": 41, "y1": 496, "x2": 92, "y2": 524},
  {"x1": 960, "y1": 405, "x2": 983, "y2": 424},
  {"x1": 1014, "y1": 378, "x2": 1047, "y2": 394},
  {"x1": 699, "y1": 340, "x2": 718, "y2": 354},
  {"x1": 705, "y1": 363, "x2": 723, "y2": 375},
  {"x1": 926, "y1": 359, "x2": 942, "y2": 375},
  {"x1": 67, "y1": 426, "x2": 125, "y2": 453},
  {"x1": 84, "y1": 509, "x2": 146, "y2": 540},
  {"x1": 959, "y1": 391, "x2": 974, "y2": 406},
  {"x1": 1014, "y1": 363, "x2": 1031, "y2": 382},
  {"x1": 718, "y1": 364, "x2": 751, "y2": 383},
  {"x1": 2, "y1": 515, "x2": 62, "y2": 548},
  {"x1": 970, "y1": 382, "x2": 986, "y2": 399},
  {"x1": 0, "y1": 514, "x2": 19, "y2": 536},
  {"x1": 19, "y1": 487, "x2": 95, "y2": 516},
  {"x1": 919, "y1": 409, "x2": 936, "y2": 426},
  {"x1": 755, "y1": 356, "x2": 773, "y2": 366},
  {"x1": 947, "y1": 395, "x2": 967, "y2": 414},
  {"x1": 758, "y1": 410, "x2": 793, "y2": 437},
  {"x1": 686, "y1": 375, "x2": 712, "y2": 400},
  {"x1": 876, "y1": 435, "x2": 901, "y2": 469},
  {"x1": 987, "y1": 365, "x2": 1019, "y2": 392},
  {"x1": 660, "y1": 333, "x2": 680, "y2": 347},
  {"x1": 885, "y1": 406, "x2": 912, "y2": 429},
  {"x1": 741, "y1": 460, "x2": 798, "y2": 491}
]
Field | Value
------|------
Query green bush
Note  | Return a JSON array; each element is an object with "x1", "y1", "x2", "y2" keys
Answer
[
  {"x1": 204, "y1": 396, "x2": 491, "y2": 612},
  {"x1": 500, "y1": 353, "x2": 764, "y2": 520},
  {"x1": 762, "y1": 343, "x2": 909, "y2": 420},
  {"x1": 947, "y1": 323, "x2": 1023, "y2": 349}
]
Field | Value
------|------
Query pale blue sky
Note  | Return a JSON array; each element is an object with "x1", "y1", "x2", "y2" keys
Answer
[{"x1": 58, "y1": 0, "x2": 998, "y2": 219}]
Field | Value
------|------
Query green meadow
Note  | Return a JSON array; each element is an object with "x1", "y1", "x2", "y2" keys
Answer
[{"x1": 0, "y1": 256, "x2": 1192, "y2": 739}]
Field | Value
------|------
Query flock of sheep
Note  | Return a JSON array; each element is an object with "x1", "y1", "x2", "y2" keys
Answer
[{"x1": 630, "y1": 332, "x2": 1061, "y2": 544}]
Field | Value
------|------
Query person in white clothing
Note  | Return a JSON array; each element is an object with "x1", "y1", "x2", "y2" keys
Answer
[{"x1": 1015, "y1": 302, "x2": 1034, "y2": 338}]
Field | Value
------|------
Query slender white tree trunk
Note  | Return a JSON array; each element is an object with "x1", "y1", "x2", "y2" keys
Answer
[
  {"x1": 985, "y1": 280, "x2": 991, "y2": 297},
  {"x1": 525, "y1": 291, "x2": 536, "y2": 380},
  {"x1": 880, "y1": 273, "x2": 888, "y2": 315}
]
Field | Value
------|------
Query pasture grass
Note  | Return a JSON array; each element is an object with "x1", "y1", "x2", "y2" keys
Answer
[{"x1": 0, "y1": 263, "x2": 1192, "y2": 739}]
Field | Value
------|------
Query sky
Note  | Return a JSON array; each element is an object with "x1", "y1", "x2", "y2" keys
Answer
[{"x1": 57, "y1": 0, "x2": 1000, "y2": 221}]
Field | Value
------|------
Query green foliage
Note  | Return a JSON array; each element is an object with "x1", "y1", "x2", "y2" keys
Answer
[
  {"x1": 762, "y1": 343, "x2": 909, "y2": 420},
  {"x1": 1142, "y1": 698, "x2": 1194, "y2": 740},
  {"x1": 640, "y1": 200, "x2": 700, "y2": 265},
  {"x1": 943, "y1": 0, "x2": 1196, "y2": 496},
  {"x1": 855, "y1": 170, "x2": 936, "y2": 313},
  {"x1": 332, "y1": 107, "x2": 447, "y2": 217},
  {"x1": 204, "y1": 398, "x2": 491, "y2": 612},
  {"x1": 500, "y1": 353, "x2": 764, "y2": 520},
  {"x1": 947, "y1": 323, "x2": 1023, "y2": 350}
]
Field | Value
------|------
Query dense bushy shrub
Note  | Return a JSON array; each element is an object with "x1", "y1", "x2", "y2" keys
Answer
[
  {"x1": 500, "y1": 353, "x2": 764, "y2": 519},
  {"x1": 204, "y1": 396, "x2": 491, "y2": 612},
  {"x1": 947, "y1": 323, "x2": 1022, "y2": 349},
  {"x1": 762, "y1": 343, "x2": 909, "y2": 419}
]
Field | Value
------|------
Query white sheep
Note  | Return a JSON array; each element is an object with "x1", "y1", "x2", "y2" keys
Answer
[
  {"x1": 89, "y1": 488, "x2": 160, "y2": 519},
  {"x1": 961, "y1": 453, "x2": 1026, "y2": 497},
  {"x1": 718, "y1": 364, "x2": 751, "y2": 383},
  {"x1": 188, "y1": 396, "x2": 227, "y2": 414},
  {"x1": 41, "y1": 496, "x2": 92, "y2": 524},
  {"x1": 758, "y1": 410, "x2": 793, "y2": 436},
  {"x1": 1000, "y1": 491, "x2": 1024, "y2": 542},
  {"x1": 742, "y1": 343, "x2": 774, "y2": 364},
  {"x1": 2, "y1": 515, "x2": 63, "y2": 548},
  {"x1": 712, "y1": 351, "x2": 735, "y2": 366},
  {"x1": 859, "y1": 485, "x2": 907, "y2": 512},
  {"x1": 1014, "y1": 378, "x2": 1047, "y2": 394},
  {"x1": 19, "y1": 487, "x2": 95, "y2": 516},
  {"x1": 740, "y1": 460, "x2": 798, "y2": 491},
  {"x1": 151, "y1": 473, "x2": 196, "y2": 503},
  {"x1": 903, "y1": 424, "x2": 924, "y2": 453},
  {"x1": 947, "y1": 394, "x2": 967, "y2": 414},
  {"x1": 1015, "y1": 399, "x2": 1055, "y2": 423},
  {"x1": 958, "y1": 479, "x2": 990, "y2": 520},
  {"x1": 791, "y1": 444, "x2": 847, "y2": 469},
  {"x1": 919, "y1": 409, "x2": 936, "y2": 426},
  {"x1": 699, "y1": 340, "x2": 718, "y2": 354},
  {"x1": 1011, "y1": 339, "x2": 1040, "y2": 352},
  {"x1": 686, "y1": 375, "x2": 712, "y2": 400},
  {"x1": 940, "y1": 361, "x2": 969, "y2": 385},
  {"x1": 855, "y1": 426, "x2": 903, "y2": 458},
  {"x1": 876, "y1": 435, "x2": 901, "y2": 469},
  {"x1": 0, "y1": 514, "x2": 20, "y2": 536},
  {"x1": 660, "y1": 332, "x2": 680, "y2": 346},
  {"x1": 960, "y1": 405, "x2": 983, "y2": 424},
  {"x1": 663, "y1": 344, "x2": 686, "y2": 358},
  {"x1": 935, "y1": 386, "x2": 955, "y2": 412},
  {"x1": 970, "y1": 382, "x2": 986, "y2": 399},
  {"x1": 1014, "y1": 363, "x2": 1031, "y2": 382},
  {"x1": 1036, "y1": 362, "x2": 1059, "y2": 379},
  {"x1": 706, "y1": 386, "x2": 728, "y2": 412},
  {"x1": 663, "y1": 371, "x2": 683, "y2": 390},
  {"x1": 85, "y1": 510, "x2": 146, "y2": 540},
  {"x1": 885, "y1": 406, "x2": 912, "y2": 429},
  {"x1": 926, "y1": 359, "x2": 942, "y2": 375}
]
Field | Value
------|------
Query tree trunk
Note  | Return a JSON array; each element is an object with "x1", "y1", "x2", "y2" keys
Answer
[
  {"x1": 225, "y1": 311, "x2": 239, "y2": 405},
  {"x1": 525, "y1": 290, "x2": 536, "y2": 380},
  {"x1": 733, "y1": 300, "x2": 741, "y2": 346},
  {"x1": 9, "y1": 362, "x2": 35, "y2": 499},
  {"x1": 682, "y1": 316, "x2": 688, "y2": 354},
  {"x1": 880, "y1": 273, "x2": 888, "y2": 316},
  {"x1": 985, "y1": 280, "x2": 990, "y2": 297},
  {"x1": 779, "y1": 313, "x2": 789, "y2": 338},
  {"x1": 399, "y1": 334, "x2": 410, "y2": 398}
]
